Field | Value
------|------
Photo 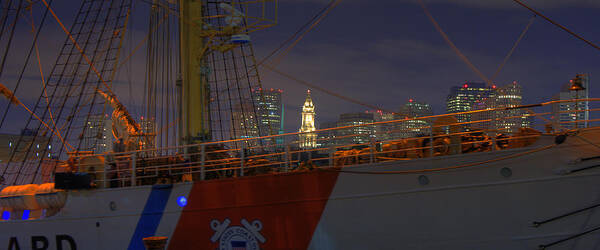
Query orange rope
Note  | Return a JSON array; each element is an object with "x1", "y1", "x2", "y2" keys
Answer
[
  {"x1": 491, "y1": 16, "x2": 535, "y2": 81},
  {"x1": 417, "y1": 0, "x2": 492, "y2": 86},
  {"x1": 269, "y1": 0, "x2": 342, "y2": 66},
  {"x1": 39, "y1": 0, "x2": 118, "y2": 97},
  {"x1": 512, "y1": 0, "x2": 600, "y2": 52},
  {"x1": 28, "y1": 7, "x2": 70, "y2": 151},
  {"x1": 117, "y1": 10, "x2": 167, "y2": 70},
  {"x1": 18, "y1": 100, "x2": 74, "y2": 151}
]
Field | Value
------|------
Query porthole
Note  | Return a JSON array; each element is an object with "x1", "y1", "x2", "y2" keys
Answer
[
  {"x1": 418, "y1": 175, "x2": 429, "y2": 185},
  {"x1": 109, "y1": 201, "x2": 117, "y2": 211},
  {"x1": 500, "y1": 167, "x2": 512, "y2": 178}
]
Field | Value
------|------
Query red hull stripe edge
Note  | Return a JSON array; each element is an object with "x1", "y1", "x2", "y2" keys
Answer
[{"x1": 169, "y1": 170, "x2": 340, "y2": 249}]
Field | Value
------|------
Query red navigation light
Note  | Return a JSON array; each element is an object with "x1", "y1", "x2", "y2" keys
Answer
[
  {"x1": 463, "y1": 84, "x2": 468, "y2": 88},
  {"x1": 409, "y1": 98, "x2": 413, "y2": 103},
  {"x1": 492, "y1": 85, "x2": 497, "y2": 89}
]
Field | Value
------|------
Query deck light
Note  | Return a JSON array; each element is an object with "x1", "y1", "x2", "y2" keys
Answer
[
  {"x1": 2, "y1": 211, "x2": 9, "y2": 220},
  {"x1": 177, "y1": 196, "x2": 188, "y2": 207},
  {"x1": 22, "y1": 210, "x2": 30, "y2": 220}
]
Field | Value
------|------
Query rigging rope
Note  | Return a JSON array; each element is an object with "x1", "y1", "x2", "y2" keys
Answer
[
  {"x1": 268, "y1": 0, "x2": 342, "y2": 67},
  {"x1": 0, "y1": 0, "x2": 14, "y2": 43},
  {"x1": 0, "y1": 0, "x2": 21, "y2": 80},
  {"x1": 263, "y1": 64, "x2": 396, "y2": 114},
  {"x1": 28, "y1": 6, "x2": 69, "y2": 151},
  {"x1": 255, "y1": 0, "x2": 337, "y2": 67},
  {"x1": 39, "y1": 0, "x2": 119, "y2": 99},
  {"x1": 0, "y1": 0, "x2": 49, "y2": 131},
  {"x1": 491, "y1": 16, "x2": 535, "y2": 81},
  {"x1": 417, "y1": 0, "x2": 491, "y2": 85},
  {"x1": 253, "y1": 0, "x2": 399, "y2": 115},
  {"x1": 511, "y1": 0, "x2": 600, "y2": 52},
  {"x1": 117, "y1": 10, "x2": 168, "y2": 71}
]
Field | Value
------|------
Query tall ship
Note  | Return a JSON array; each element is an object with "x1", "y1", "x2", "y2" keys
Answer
[{"x1": 0, "y1": 0, "x2": 600, "y2": 249}]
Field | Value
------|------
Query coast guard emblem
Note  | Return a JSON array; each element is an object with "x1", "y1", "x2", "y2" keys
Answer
[{"x1": 211, "y1": 218, "x2": 265, "y2": 250}]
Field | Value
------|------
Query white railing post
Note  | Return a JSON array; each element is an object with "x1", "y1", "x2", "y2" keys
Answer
[
  {"x1": 370, "y1": 138, "x2": 375, "y2": 164},
  {"x1": 284, "y1": 144, "x2": 290, "y2": 172},
  {"x1": 240, "y1": 144, "x2": 245, "y2": 177},
  {"x1": 103, "y1": 153, "x2": 109, "y2": 188},
  {"x1": 329, "y1": 145, "x2": 335, "y2": 167},
  {"x1": 491, "y1": 111, "x2": 496, "y2": 151},
  {"x1": 131, "y1": 152, "x2": 136, "y2": 187},
  {"x1": 200, "y1": 144, "x2": 206, "y2": 181},
  {"x1": 429, "y1": 125, "x2": 434, "y2": 157}
]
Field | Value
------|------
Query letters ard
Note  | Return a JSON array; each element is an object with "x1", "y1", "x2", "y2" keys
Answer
[{"x1": 7, "y1": 235, "x2": 77, "y2": 250}]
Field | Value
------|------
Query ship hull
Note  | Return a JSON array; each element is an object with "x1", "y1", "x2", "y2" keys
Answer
[{"x1": 3, "y1": 132, "x2": 600, "y2": 249}]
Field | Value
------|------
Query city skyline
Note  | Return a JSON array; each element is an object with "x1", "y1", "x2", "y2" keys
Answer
[{"x1": 1, "y1": 1, "x2": 598, "y2": 137}]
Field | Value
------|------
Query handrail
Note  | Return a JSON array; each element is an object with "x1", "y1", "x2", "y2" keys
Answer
[
  {"x1": 53, "y1": 98, "x2": 600, "y2": 188},
  {"x1": 70, "y1": 98, "x2": 600, "y2": 158}
]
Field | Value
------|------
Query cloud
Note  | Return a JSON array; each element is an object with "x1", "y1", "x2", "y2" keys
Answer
[{"x1": 256, "y1": 38, "x2": 494, "y2": 131}]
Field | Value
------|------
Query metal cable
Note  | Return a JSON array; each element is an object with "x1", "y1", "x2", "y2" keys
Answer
[
  {"x1": 491, "y1": 16, "x2": 535, "y2": 82},
  {"x1": 512, "y1": 0, "x2": 600, "y2": 52},
  {"x1": 0, "y1": 0, "x2": 22, "y2": 79},
  {"x1": 417, "y1": 0, "x2": 491, "y2": 85}
]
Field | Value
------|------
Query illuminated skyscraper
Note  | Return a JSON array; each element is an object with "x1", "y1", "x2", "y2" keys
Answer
[
  {"x1": 471, "y1": 81, "x2": 530, "y2": 133},
  {"x1": 446, "y1": 82, "x2": 495, "y2": 124},
  {"x1": 253, "y1": 88, "x2": 284, "y2": 140},
  {"x1": 553, "y1": 74, "x2": 590, "y2": 130},
  {"x1": 336, "y1": 112, "x2": 374, "y2": 145},
  {"x1": 231, "y1": 102, "x2": 260, "y2": 148},
  {"x1": 398, "y1": 99, "x2": 433, "y2": 138},
  {"x1": 299, "y1": 90, "x2": 316, "y2": 149},
  {"x1": 366, "y1": 110, "x2": 396, "y2": 141}
]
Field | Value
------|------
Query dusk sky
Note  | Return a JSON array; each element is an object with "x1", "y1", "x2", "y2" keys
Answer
[{"x1": 1, "y1": 0, "x2": 600, "y2": 134}]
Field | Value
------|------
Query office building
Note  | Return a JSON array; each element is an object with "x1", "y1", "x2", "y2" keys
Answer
[
  {"x1": 471, "y1": 81, "x2": 530, "y2": 133},
  {"x1": 552, "y1": 74, "x2": 590, "y2": 130},
  {"x1": 336, "y1": 112, "x2": 374, "y2": 145},
  {"x1": 253, "y1": 88, "x2": 284, "y2": 144},
  {"x1": 446, "y1": 82, "x2": 495, "y2": 124},
  {"x1": 397, "y1": 99, "x2": 433, "y2": 138}
]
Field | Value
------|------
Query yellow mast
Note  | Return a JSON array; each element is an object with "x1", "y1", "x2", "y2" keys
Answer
[
  {"x1": 179, "y1": 0, "x2": 210, "y2": 144},
  {"x1": 178, "y1": 0, "x2": 277, "y2": 145}
]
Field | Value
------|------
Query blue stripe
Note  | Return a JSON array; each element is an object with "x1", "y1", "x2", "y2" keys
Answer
[{"x1": 128, "y1": 184, "x2": 173, "y2": 250}]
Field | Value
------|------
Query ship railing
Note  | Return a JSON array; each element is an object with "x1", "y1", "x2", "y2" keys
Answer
[{"x1": 68, "y1": 98, "x2": 600, "y2": 188}]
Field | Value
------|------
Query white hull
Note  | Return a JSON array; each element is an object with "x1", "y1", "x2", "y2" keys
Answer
[{"x1": 3, "y1": 131, "x2": 600, "y2": 249}]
